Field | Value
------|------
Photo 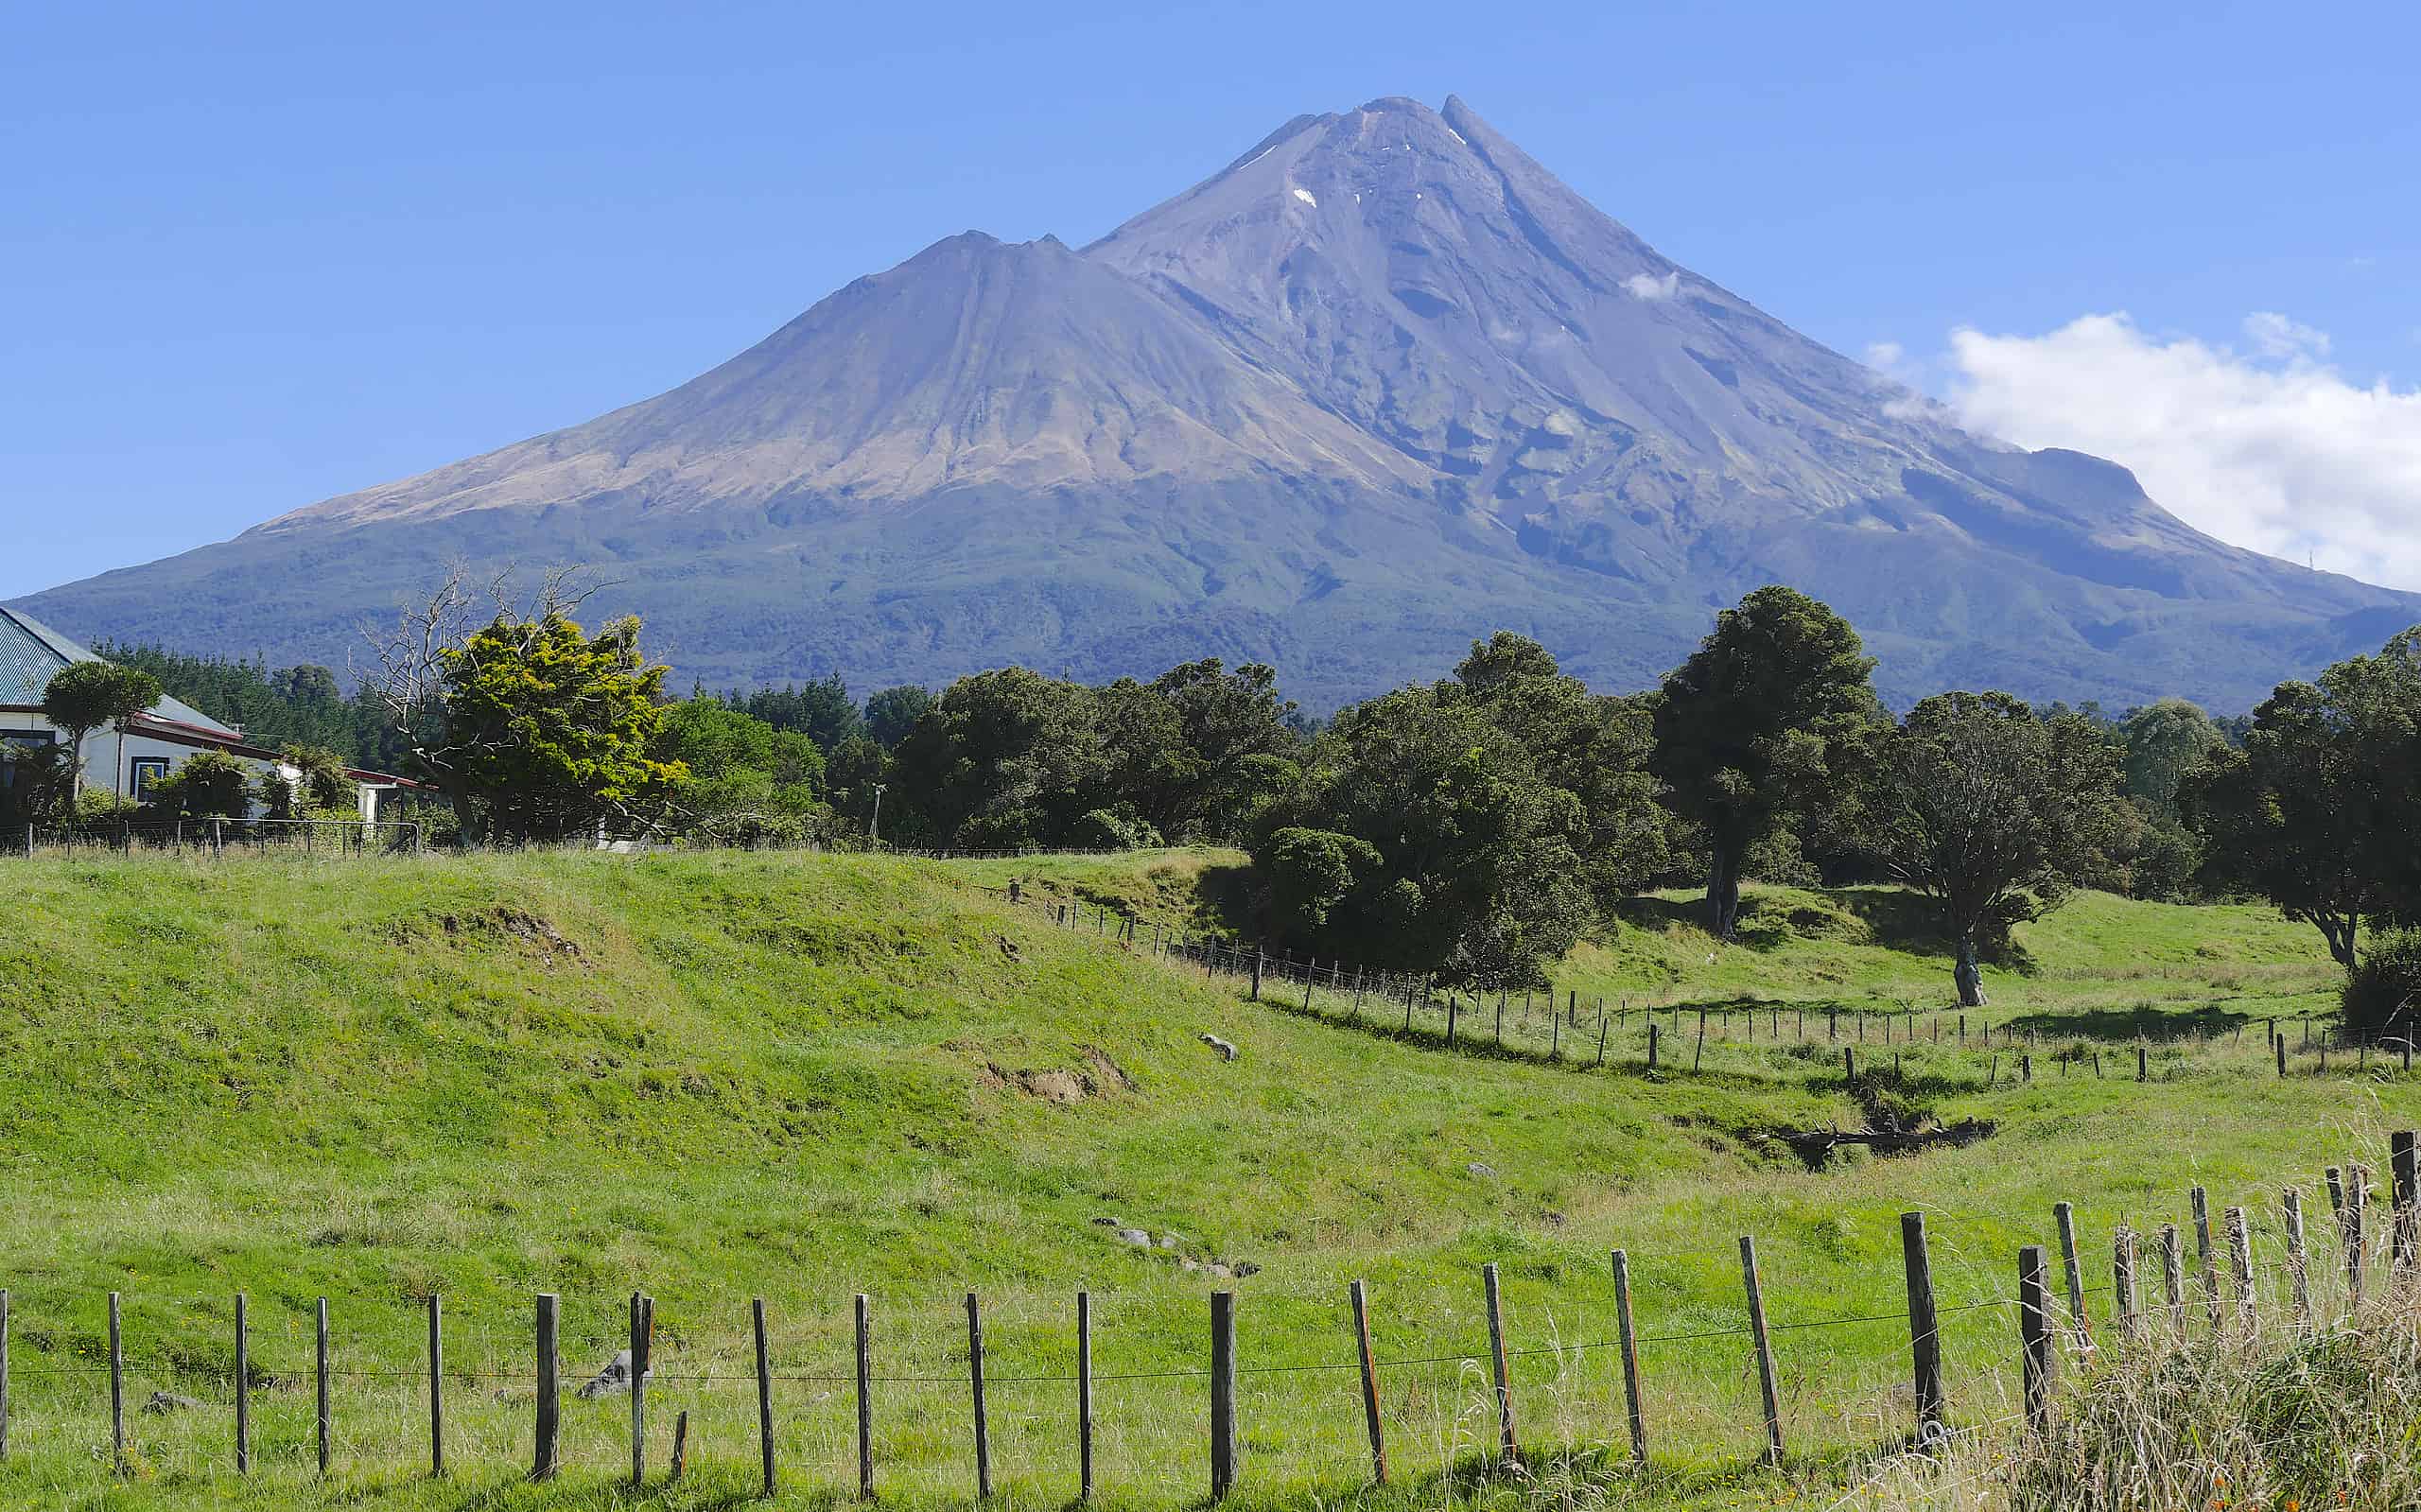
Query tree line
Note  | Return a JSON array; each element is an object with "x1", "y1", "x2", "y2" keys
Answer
[{"x1": 26, "y1": 574, "x2": 2420, "y2": 1012}]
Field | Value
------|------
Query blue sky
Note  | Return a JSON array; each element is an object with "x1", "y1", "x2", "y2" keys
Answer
[{"x1": 7, "y1": 1, "x2": 2418, "y2": 598}]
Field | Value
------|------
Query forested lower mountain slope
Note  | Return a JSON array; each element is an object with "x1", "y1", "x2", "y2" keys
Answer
[{"x1": 18, "y1": 96, "x2": 2414, "y2": 710}]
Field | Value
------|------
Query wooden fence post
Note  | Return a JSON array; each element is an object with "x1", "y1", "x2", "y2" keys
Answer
[
  {"x1": 1482, "y1": 1263, "x2": 1518, "y2": 1466},
  {"x1": 2393, "y1": 1131, "x2": 2417, "y2": 1271},
  {"x1": 755, "y1": 1297, "x2": 776, "y2": 1499},
  {"x1": 1350, "y1": 1280, "x2": 1386, "y2": 1485},
  {"x1": 427, "y1": 1293, "x2": 444, "y2": 1479},
  {"x1": 2053, "y1": 1203, "x2": 2091, "y2": 1348},
  {"x1": 2276, "y1": 1034, "x2": 2287, "y2": 1077},
  {"x1": 109, "y1": 1291, "x2": 125, "y2": 1476},
  {"x1": 671, "y1": 1411, "x2": 689, "y2": 1481},
  {"x1": 2350, "y1": 1163, "x2": 2373, "y2": 1305},
  {"x1": 2225, "y1": 1208, "x2": 2256, "y2": 1326},
  {"x1": 1647, "y1": 1022, "x2": 1659, "y2": 1069},
  {"x1": 1739, "y1": 1237, "x2": 1785, "y2": 1467},
  {"x1": 2190, "y1": 1187, "x2": 2223, "y2": 1331},
  {"x1": 967, "y1": 1292, "x2": 992, "y2": 1500},
  {"x1": 1611, "y1": 1249, "x2": 1646, "y2": 1464},
  {"x1": 535, "y1": 1293, "x2": 560, "y2": 1482},
  {"x1": 2159, "y1": 1225, "x2": 2185, "y2": 1333},
  {"x1": 1210, "y1": 1291, "x2": 1237, "y2": 1501},
  {"x1": 855, "y1": 1294, "x2": 875, "y2": 1501},
  {"x1": 1901, "y1": 1212, "x2": 1944, "y2": 1445},
  {"x1": 2019, "y1": 1246, "x2": 2053, "y2": 1433},
  {"x1": 2281, "y1": 1190, "x2": 2312, "y2": 1333},
  {"x1": 235, "y1": 1292, "x2": 251, "y2": 1474},
  {"x1": 1076, "y1": 1291, "x2": 1094, "y2": 1503},
  {"x1": 316, "y1": 1297, "x2": 331, "y2": 1477},
  {"x1": 630, "y1": 1292, "x2": 651, "y2": 1487},
  {"x1": 2112, "y1": 1227, "x2": 2138, "y2": 1345}
]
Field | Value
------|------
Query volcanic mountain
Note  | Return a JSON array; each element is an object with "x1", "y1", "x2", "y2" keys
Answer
[{"x1": 19, "y1": 96, "x2": 2414, "y2": 709}]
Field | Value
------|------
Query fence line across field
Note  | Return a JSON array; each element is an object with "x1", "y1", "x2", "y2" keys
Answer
[
  {"x1": 8, "y1": 1137, "x2": 2415, "y2": 1499},
  {"x1": 992, "y1": 885, "x2": 2400, "y2": 1080},
  {"x1": 15, "y1": 814, "x2": 427, "y2": 859}
]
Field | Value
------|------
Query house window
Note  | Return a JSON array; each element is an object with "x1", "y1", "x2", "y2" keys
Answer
[
  {"x1": 130, "y1": 756, "x2": 171, "y2": 804},
  {"x1": 1, "y1": 730, "x2": 55, "y2": 801}
]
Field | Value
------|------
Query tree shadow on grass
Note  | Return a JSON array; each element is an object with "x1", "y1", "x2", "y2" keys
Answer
[
  {"x1": 1613, "y1": 887, "x2": 2039, "y2": 974},
  {"x1": 1191, "y1": 862, "x2": 1257, "y2": 937},
  {"x1": 2000, "y1": 1004, "x2": 2254, "y2": 1042}
]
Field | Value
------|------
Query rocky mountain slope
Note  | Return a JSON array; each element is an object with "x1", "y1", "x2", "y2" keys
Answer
[{"x1": 19, "y1": 96, "x2": 2414, "y2": 709}]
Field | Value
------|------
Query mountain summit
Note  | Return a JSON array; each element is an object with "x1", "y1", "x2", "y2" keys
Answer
[{"x1": 19, "y1": 96, "x2": 2414, "y2": 708}]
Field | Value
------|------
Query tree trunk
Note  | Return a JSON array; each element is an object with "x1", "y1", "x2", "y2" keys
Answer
[
  {"x1": 1707, "y1": 847, "x2": 1742, "y2": 942},
  {"x1": 2321, "y1": 914, "x2": 2359, "y2": 971},
  {"x1": 1954, "y1": 934, "x2": 1989, "y2": 1008}
]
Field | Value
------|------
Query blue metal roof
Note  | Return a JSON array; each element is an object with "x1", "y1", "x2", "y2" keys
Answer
[{"x1": 0, "y1": 606, "x2": 239, "y2": 735}]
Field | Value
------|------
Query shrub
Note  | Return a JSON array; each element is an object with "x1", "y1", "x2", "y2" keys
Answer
[
  {"x1": 144, "y1": 751, "x2": 253, "y2": 819},
  {"x1": 1068, "y1": 808, "x2": 1160, "y2": 851},
  {"x1": 70, "y1": 788, "x2": 141, "y2": 833},
  {"x1": 2344, "y1": 927, "x2": 2421, "y2": 1039}
]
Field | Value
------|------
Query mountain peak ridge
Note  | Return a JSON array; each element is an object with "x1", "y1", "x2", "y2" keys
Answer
[{"x1": 14, "y1": 94, "x2": 2417, "y2": 713}]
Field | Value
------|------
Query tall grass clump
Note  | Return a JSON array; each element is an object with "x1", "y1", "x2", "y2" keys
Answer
[{"x1": 1861, "y1": 1280, "x2": 2421, "y2": 1512}]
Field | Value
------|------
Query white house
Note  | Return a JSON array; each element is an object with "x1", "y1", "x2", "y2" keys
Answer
[{"x1": 0, "y1": 605, "x2": 416, "y2": 823}]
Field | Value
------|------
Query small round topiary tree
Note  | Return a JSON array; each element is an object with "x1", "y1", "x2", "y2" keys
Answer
[{"x1": 2343, "y1": 927, "x2": 2421, "y2": 1041}]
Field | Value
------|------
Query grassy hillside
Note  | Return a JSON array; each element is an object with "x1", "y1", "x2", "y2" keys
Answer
[{"x1": 0, "y1": 847, "x2": 2401, "y2": 1510}]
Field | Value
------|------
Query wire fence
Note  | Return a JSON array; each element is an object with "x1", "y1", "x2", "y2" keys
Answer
[
  {"x1": 5, "y1": 1143, "x2": 2414, "y2": 1501},
  {"x1": 991, "y1": 886, "x2": 2396, "y2": 1089},
  {"x1": 11, "y1": 814, "x2": 425, "y2": 859}
]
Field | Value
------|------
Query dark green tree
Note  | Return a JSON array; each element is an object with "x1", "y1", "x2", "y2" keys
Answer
[
  {"x1": 1649, "y1": 587, "x2": 1879, "y2": 939},
  {"x1": 733, "y1": 675, "x2": 864, "y2": 749},
  {"x1": 2182, "y1": 630, "x2": 2421, "y2": 967},
  {"x1": 1449, "y1": 633, "x2": 1668, "y2": 910},
  {"x1": 1868, "y1": 692, "x2": 2134, "y2": 1005},
  {"x1": 1255, "y1": 686, "x2": 1590, "y2": 987},
  {"x1": 862, "y1": 685, "x2": 937, "y2": 748},
  {"x1": 1145, "y1": 660, "x2": 1300, "y2": 842},
  {"x1": 42, "y1": 661, "x2": 163, "y2": 803},
  {"x1": 886, "y1": 668, "x2": 1108, "y2": 849}
]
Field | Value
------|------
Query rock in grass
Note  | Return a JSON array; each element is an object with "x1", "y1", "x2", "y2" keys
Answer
[
  {"x1": 1198, "y1": 1033, "x2": 1239, "y2": 1062},
  {"x1": 144, "y1": 1391, "x2": 200, "y2": 1415},
  {"x1": 1117, "y1": 1227, "x2": 1152, "y2": 1248},
  {"x1": 576, "y1": 1349, "x2": 652, "y2": 1399}
]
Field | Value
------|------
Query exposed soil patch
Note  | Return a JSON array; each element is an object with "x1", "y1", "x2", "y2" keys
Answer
[
  {"x1": 1082, "y1": 1046, "x2": 1139, "y2": 1091},
  {"x1": 979, "y1": 1062, "x2": 1105, "y2": 1104},
  {"x1": 399, "y1": 906, "x2": 587, "y2": 966},
  {"x1": 1764, "y1": 1073, "x2": 1997, "y2": 1170}
]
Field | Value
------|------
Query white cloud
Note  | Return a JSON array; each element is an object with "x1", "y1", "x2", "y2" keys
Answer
[
  {"x1": 1622, "y1": 270, "x2": 1680, "y2": 301},
  {"x1": 2239, "y1": 311, "x2": 2329, "y2": 361},
  {"x1": 1939, "y1": 312, "x2": 2421, "y2": 589}
]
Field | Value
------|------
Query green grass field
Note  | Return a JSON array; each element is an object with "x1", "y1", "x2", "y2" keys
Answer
[{"x1": 0, "y1": 846, "x2": 2403, "y2": 1510}]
